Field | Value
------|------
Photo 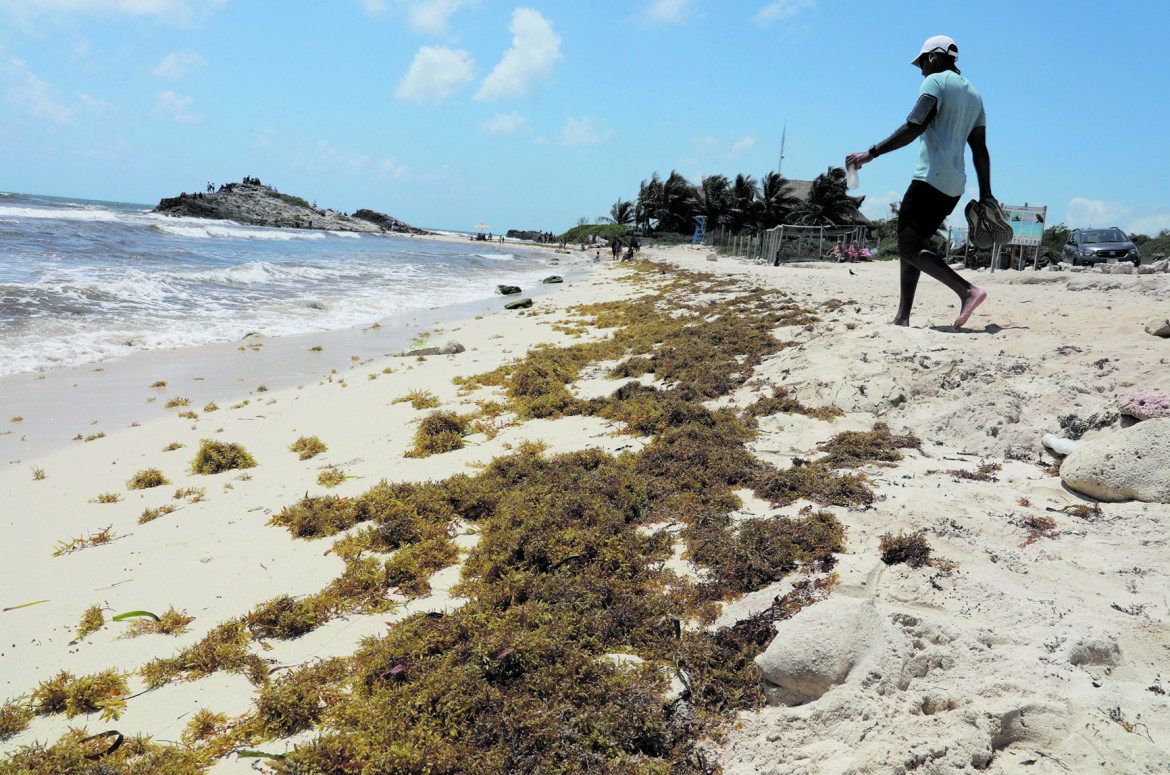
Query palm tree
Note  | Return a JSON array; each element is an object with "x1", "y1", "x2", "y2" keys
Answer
[
  {"x1": 654, "y1": 170, "x2": 696, "y2": 234},
  {"x1": 729, "y1": 173, "x2": 760, "y2": 233},
  {"x1": 694, "y1": 174, "x2": 733, "y2": 231},
  {"x1": 793, "y1": 166, "x2": 863, "y2": 226},
  {"x1": 603, "y1": 197, "x2": 635, "y2": 226},
  {"x1": 758, "y1": 171, "x2": 800, "y2": 230},
  {"x1": 636, "y1": 174, "x2": 663, "y2": 232}
]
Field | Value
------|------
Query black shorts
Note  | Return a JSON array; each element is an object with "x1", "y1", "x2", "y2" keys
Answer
[{"x1": 898, "y1": 180, "x2": 960, "y2": 239}]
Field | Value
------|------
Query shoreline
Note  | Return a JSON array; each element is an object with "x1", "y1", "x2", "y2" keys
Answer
[
  {"x1": 0, "y1": 235, "x2": 582, "y2": 463},
  {"x1": 2, "y1": 247, "x2": 1168, "y2": 772}
]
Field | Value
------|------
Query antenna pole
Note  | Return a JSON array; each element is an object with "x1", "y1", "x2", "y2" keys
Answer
[{"x1": 778, "y1": 119, "x2": 787, "y2": 176}]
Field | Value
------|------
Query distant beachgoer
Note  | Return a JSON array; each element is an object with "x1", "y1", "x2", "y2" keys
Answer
[
  {"x1": 612, "y1": 238, "x2": 621, "y2": 259},
  {"x1": 846, "y1": 242, "x2": 859, "y2": 261},
  {"x1": 859, "y1": 246, "x2": 874, "y2": 260},
  {"x1": 593, "y1": 251, "x2": 601, "y2": 263},
  {"x1": 847, "y1": 34, "x2": 997, "y2": 329}
]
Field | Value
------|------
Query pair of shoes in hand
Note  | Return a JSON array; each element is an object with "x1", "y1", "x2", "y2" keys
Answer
[{"x1": 964, "y1": 197, "x2": 1014, "y2": 249}]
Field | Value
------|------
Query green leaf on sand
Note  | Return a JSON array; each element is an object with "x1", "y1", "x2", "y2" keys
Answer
[{"x1": 112, "y1": 610, "x2": 161, "y2": 622}]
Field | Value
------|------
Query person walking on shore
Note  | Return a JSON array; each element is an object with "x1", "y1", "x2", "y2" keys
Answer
[{"x1": 847, "y1": 35, "x2": 1007, "y2": 329}]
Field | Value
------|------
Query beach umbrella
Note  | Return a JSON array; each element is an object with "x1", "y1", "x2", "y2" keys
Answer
[{"x1": 474, "y1": 223, "x2": 490, "y2": 229}]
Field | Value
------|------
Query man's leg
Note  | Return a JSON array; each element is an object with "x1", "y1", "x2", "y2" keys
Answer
[
  {"x1": 894, "y1": 223, "x2": 928, "y2": 326},
  {"x1": 896, "y1": 184, "x2": 987, "y2": 328}
]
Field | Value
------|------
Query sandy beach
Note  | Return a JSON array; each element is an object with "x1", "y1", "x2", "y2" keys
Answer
[{"x1": 2, "y1": 245, "x2": 1169, "y2": 773}]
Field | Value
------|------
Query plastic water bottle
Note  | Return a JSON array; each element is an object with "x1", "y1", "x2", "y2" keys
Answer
[{"x1": 845, "y1": 163, "x2": 860, "y2": 190}]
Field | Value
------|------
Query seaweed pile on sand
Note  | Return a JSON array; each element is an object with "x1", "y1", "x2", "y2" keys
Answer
[{"x1": 0, "y1": 261, "x2": 920, "y2": 774}]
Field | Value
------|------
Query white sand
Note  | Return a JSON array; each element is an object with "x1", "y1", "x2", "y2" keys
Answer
[{"x1": 2, "y1": 245, "x2": 1168, "y2": 773}]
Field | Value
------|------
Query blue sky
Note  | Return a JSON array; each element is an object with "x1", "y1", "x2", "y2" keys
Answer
[{"x1": 1, "y1": 0, "x2": 1167, "y2": 235}]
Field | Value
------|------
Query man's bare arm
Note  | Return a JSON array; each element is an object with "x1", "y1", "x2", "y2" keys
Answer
[
  {"x1": 967, "y1": 125, "x2": 992, "y2": 201},
  {"x1": 846, "y1": 94, "x2": 936, "y2": 168}
]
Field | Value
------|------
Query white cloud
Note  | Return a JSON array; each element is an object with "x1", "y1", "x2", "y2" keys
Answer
[
  {"x1": 77, "y1": 137, "x2": 130, "y2": 159},
  {"x1": 860, "y1": 189, "x2": 902, "y2": 222},
  {"x1": 152, "y1": 51, "x2": 207, "y2": 79},
  {"x1": 74, "y1": 90, "x2": 108, "y2": 114},
  {"x1": 753, "y1": 0, "x2": 814, "y2": 27},
  {"x1": 316, "y1": 140, "x2": 373, "y2": 176},
  {"x1": 5, "y1": 59, "x2": 74, "y2": 123},
  {"x1": 354, "y1": 0, "x2": 388, "y2": 13},
  {"x1": 153, "y1": 89, "x2": 199, "y2": 123},
  {"x1": 379, "y1": 158, "x2": 408, "y2": 180},
  {"x1": 396, "y1": 45, "x2": 475, "y2": 104},
  {"x1": 1065, "y1": 197, "x2": 1170, "y2": 236},
  {"x1": 728, "y1": 135, "x2": 756, "y2": 155},
  {"x1": 404, "y1": 0, "x2": 465, "y2": 35},
  {"x1": 0, "y1": 0, "x2": 228, "y2": 24},
  {"x1": 475, "y1": 8, "x2": 561, "y2": 101},
  {"x1": 643, "y1": 0, "x2": 697, "y2": 24},
  {"x1": 561, "y1": 116, "x2": 612, "y2": 147},
  {"x1": 480, "y1": 111, "x2": 527, "y2": 134}
]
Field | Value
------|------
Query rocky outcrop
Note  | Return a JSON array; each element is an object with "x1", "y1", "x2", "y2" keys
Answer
[
  {"x1": 506, "y1": 229, "x2": 557, "y2": 243},
  {"x1": 351, "y1": 209, "x2": 429, "y2": 235},
  {"x1": 754, "y1": 597, "x2": 911, "y2": 706},
  {"x1": 1060, "y1": 418, "x2": 1170, "y2": 502},
  {"x1": 153, "y1": 181, "x2": 427, "y2": 234}
]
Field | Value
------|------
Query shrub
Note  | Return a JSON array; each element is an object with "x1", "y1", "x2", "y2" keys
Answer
[
  {"x1": 190, "y1": 439, "x2": 257, "y2": 474},
  {"x1": 404, "y1": 411, "x2": 469, "y2": 458},
  {"x1": 878, "y1": 530, "x2": 932, "y2": 568},
  {"x1": 127, "y1": 468, "x2": 170, "y2": 490},
  {"x1": 392, "y1": 390, "x2": 440, "y2": 410},
  {"x1": 290, "y1": 435, "x2": 327, "y2": 460},
  {"x1": 121, "y1": 606, "x2": 194, "y2": 637},
  {"x1": 76, "y1": 605, "x2": 104, "y2": 639}
]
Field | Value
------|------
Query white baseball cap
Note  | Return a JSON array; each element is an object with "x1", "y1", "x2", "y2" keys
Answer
[{"x1": 910, "y1": 35, "x2": 959, "y2": 67}]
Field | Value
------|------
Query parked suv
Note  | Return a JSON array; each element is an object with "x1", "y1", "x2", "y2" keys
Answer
[{"x1": 1062, "y1": 227, "x2": 1141, "y2": 266}]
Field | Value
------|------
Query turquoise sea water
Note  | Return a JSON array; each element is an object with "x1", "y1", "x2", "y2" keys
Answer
[{"x1": 0, "y1": 192, "x2": 556, "y2": 377}]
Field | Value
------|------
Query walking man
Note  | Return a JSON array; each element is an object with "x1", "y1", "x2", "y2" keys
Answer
[{"x1": 847, "y1": 35, "x2": 1010, "y2": 329}]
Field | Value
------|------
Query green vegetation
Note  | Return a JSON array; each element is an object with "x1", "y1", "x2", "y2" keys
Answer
[
  {"x1": 30, "y1": 669, "x2": 129, "y2": 721},
  {"x1": 878, "y1": 530, "x2": 933, "y2": 568},
  {"x1": 121, "y1": 606, "x2": 195, "y2": 637},
  {"x1": 1130, "y1": 227, "x2": 1170, "y2": 260},
  {"x1": 53, "y1": 526, "x2": 116, "y2": 555},
  {"x1": 559, "y1": 222, "x2": 633, "y2": 245},
  {"x1": 1, "y1": 260, "x2": 924, "y2": 774},
  {"x1": 164, "y1": 397, "x2": 191, "y2": 408},
  {"x1": 127, "y1": 468, "x2": 170, "y2": 490},
  {"x1": 289, "y1": 435, "x2": 327, "y2": 460},
  {"x1": 571, "y1": 166, "x2": 862, "y2": 244},
  {"x1": 317, "y1": 466, "x2": 346, "y2": 487},
  {"x1": 139, "y1": 503, "x2": 177, "y2": 524},
  {"x1": 404, "y1": 411, "x2": 470, "y2": 458},
  {"x1": 76, "y1": 604, "x2": 105, "y2": 639},
  {"x1": 392, "y1": 389, "x2": 441, "y2": 410},
  {"x1": 190, "y1": 438, "x2": 257, "y2": 474},
  {"x1": 0, "y1": 698, "x2": 31, "y2": 741}
]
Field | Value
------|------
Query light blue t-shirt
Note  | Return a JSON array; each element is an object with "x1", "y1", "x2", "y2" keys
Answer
[{"x1": 913, "y1": 71, "x2": 986, "y2": 198}]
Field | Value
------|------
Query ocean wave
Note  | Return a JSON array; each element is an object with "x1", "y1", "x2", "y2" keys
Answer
[
  {"x1": 328, "y1": 231, "x2": 362, "y2": 239},
  {"x1": 153, "y1": 223, "x2": 328, "y2": 241},
  {"x1": 475, "y1": 253, "x2": 516, "y2": 261},
  {"x1": 0, "y1": 205, "x2": 123, "y2": 223}
]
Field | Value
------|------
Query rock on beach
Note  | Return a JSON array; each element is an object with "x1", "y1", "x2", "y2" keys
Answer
[
  {"x1": 1059, "y1": 418, "x2": 1170, "y2": 503},
  {"x1": 754, "y1": 597, "x2": 910, "y2": 706}
]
